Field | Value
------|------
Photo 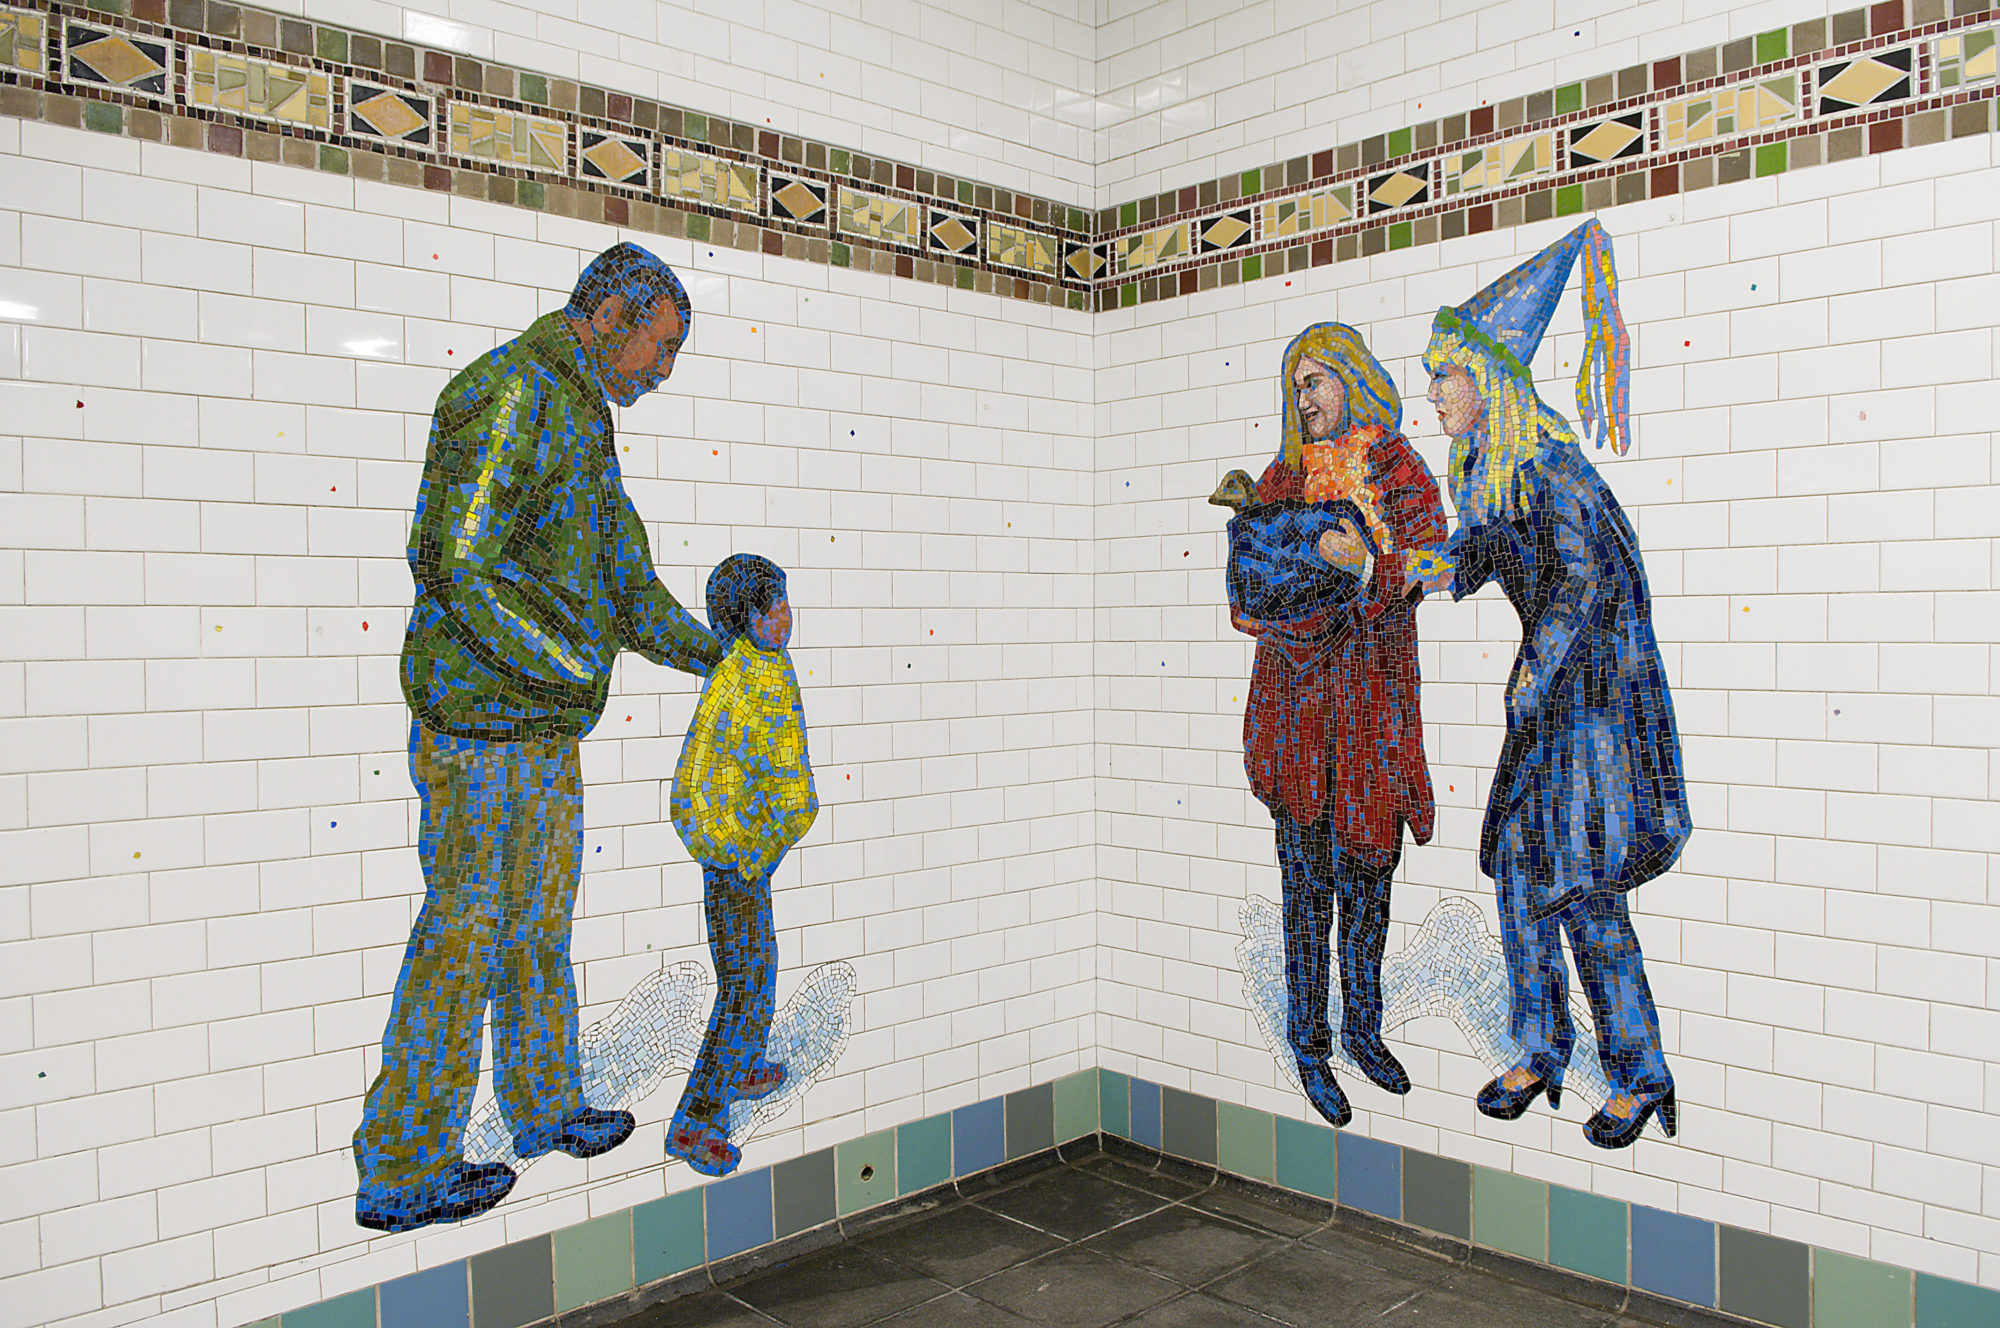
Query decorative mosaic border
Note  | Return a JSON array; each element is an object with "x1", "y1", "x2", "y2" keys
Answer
[
  {"x1": 2, "y1": 1, "x2": 1992, "y2": 314},
  {"x1": 246, "y1": 1068, "x2": 2000, "y2": 1328},
  {"x1": 0, "y1": 1, "x2": 1097, "y2": 309},
  {"x1": 1093, "y1": 0, "x2": 1999, "y2": 309}
]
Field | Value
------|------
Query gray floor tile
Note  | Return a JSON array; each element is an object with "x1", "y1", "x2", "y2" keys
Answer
[
  {"x1": 1205, "y1": 1242, "x2": 1435, "y2": 1324},
  {"x1": 1386, "y1": 1273, "x2": 1619, "y2": 1328},
  {"x1": 1071, "y1": 1152, "x2": 1208, "y2": 1200},
  {"x1": 965, "y1": 1247, "x2": 1181, "y2": 1328},
  {"x1": 974, "y1": 1167, "x2": 1170, "y2": 1242},
  {"x1": 1077, "y1": 1204, "x2": 1275, "y2": 1287},
  {"x1": 1186, "y1": 1187, "x2": 1325, "y2": 1239},
  {"x1": 859, "y1": 1202, "x2": 1064, "y2": 1287},
  {"x1": 729, "y1": 1246, "x2": 947, "y2": 1328},
  {"x1": 621, "y1": 1289, "x2": 781, "y2": 1326},
  {"x1": 1121, "y1": 1289, "x2": 1293, "y2": 1326},
  {"x1": 870, "y1": 1289, "x2": 1042, "y2": 1326}
]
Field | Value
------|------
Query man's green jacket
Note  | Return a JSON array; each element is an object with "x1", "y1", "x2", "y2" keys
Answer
[{"x1": 401, "y1": 312, "x2": 722, "y2": 740}]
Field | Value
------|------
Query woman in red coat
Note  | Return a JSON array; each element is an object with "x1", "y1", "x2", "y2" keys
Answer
[{"x1": 1234, "y1": 323, "x2": 1445, "y2": 1127}]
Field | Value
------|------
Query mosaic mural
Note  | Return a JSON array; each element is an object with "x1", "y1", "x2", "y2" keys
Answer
[
  {"x1": 351, "y1": 245, "x2": 849, "y2": 1232},
  {"x1": 1220, "y1": 223, "x2": 1687, "y2": 1150}
]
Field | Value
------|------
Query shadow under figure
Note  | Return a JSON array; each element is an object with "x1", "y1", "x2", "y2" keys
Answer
[
  {"x1": 1410, "y1": 219, "x2": 1692, "y2": 1150},
  {"x1": 1218, "y1": 323, "x2": 1446, "y2": 1129}
]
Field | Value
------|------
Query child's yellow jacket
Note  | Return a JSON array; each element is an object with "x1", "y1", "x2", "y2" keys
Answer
[{"x1": 670, "y1": 637, "x2": 818, "y2": 882}]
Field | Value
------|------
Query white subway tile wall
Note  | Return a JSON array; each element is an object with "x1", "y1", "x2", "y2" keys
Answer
[
  {"x1": 1094, "y1": 134, "x2": 2000, "y2": 1288},
  {"x1": 0, "y1": 117, "x2": 1097, "y2": 1328}
]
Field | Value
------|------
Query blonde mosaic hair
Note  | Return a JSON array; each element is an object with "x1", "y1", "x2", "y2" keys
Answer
[
  {"x1": 1279, "y1": 323, "x2": 1402, "y2": 469},
  {"x1": 1423, "y1": 321, "x2": 1579, "y2": 524}
]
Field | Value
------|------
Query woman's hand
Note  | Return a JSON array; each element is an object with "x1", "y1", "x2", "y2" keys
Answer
[
  {"x1": 1403, "y1": 548, "x2": 1453, "y2": 594},
  {"x1": 1316, "y1": 527, "x2": 1371, "y2": 576}
]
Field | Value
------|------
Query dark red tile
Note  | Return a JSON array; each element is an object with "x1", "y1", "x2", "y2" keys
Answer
[
  {"x1": 1178, "y1": 268, "x2": 1198, "y2": 295},
  {"x1": 1470, "y1": 105, "x2": 1493, "y2": 136},
  {"x1": 1467, "y1": 204, "x2": 1492, "y2": 235},
  {"x1": 1651, "y1": 163, "x2": 1679, "y2": 196},
  {"x1": 1311, "y1": 149, "x2": 1333, "y2": 177},
  {"x1": 424, "y1": 51, "x2": 452, "y2": 84},
  {"x1": 208, "y1": 123, "x2": 243, "y2": 155},
  {"x1": 761, "y1": 227, "x2": 783, "y2": 255},
  {"x1": 1869, "y1": 116, "x2": 1903, "y2": 153},
  {"x1": 607, "y1": 93, "x2": 631, "y2": 122},
  {"x1": 759, "y1": 130, "x2": 778, "y2": 158},
  {"x1": 1178, "y1": 185, "x2": 1196, "y2": 212},
  {"x1": 1311, "y1": 238, "x2": 1332, "y2": 266},
  {"x1": 1870, "y1": 0, "x2": 1904, "y2": 34},
  {"x1": 424, "y1": 164, "x2": 451, "y2": 190},
  {"x1": 1652, "y1": 57, "x2": 1681, "y2": 92},
  {"x1": 895, "y1": 253, "x2": 913, "y2": 278},
  {"x1": 603, "y1": 196, "x2": 629, "y2": 225},
  {"x1": 896, "y1": 163, "x2": 915, "y2": 191}
]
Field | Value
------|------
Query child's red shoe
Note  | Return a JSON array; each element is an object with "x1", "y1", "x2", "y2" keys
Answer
[
  {"x1": 737, "y1": 1061, "x2": 787, "y2": 1100},
  {"x1": 666, "y1": 1122, "x2": 740, "y2": 1177}
]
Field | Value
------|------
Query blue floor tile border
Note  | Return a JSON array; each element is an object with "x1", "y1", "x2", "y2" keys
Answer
[{"x1": 270, "y1": 1067, "x2": 2000, "y2": 1328}]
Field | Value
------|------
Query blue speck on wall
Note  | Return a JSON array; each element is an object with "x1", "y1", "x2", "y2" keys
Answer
[{"x1": 952, "y1": 1097, "x2": 1004, "y2": 1176}]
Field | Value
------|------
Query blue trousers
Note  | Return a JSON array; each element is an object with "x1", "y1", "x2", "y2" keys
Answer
[
  {"x1": 672, "y1": 861, "x2": 778, "y2": 1132},
  {"x1": 354, "y1": 721, "x2": 586, "y2": 1193},
  {"x1": 1494, "y1": 818, "x2": 1673, "y2": 1097},
  {"x1": 1277, "y1": 814, "x2": 1394, "y2": 1065}
]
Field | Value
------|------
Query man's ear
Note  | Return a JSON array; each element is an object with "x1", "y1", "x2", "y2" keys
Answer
[{"x1": 589, "y1": 293, "x2": 628, "y2": 341}]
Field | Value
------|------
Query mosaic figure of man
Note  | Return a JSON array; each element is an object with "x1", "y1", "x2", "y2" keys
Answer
[{"x1": 353, "y1": 243, "x2": 725, "y2": 1233}]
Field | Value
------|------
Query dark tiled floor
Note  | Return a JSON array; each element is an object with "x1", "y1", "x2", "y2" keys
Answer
[{"x1": 612, "y1": 1145, "x2": 1694, "y2": 1328}]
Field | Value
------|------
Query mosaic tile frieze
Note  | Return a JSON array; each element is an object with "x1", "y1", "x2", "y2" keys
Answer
[
  {"x1": 1365, "y1": 162, "x2": 1430, "y2": 213},
  {"x1": 449, "y1": 102, "x2": 568, "y2": 174},
  {"x1": 346, "y1": 79, "x2": 434, "y2": 148},
  {"x1": 1440, "y1": 133, "x2": 1556, "y2": 198},
  {"x1": 1115, "y1": 221, "x2": 1192, "y2": 275},
  {"x1": 1, "y1": 6, "x2": 46, "y2": 76},
  {"x1": 1063, "y1": 241, "x2": 1105, "y2": 282},
  {"x1": 664, "y1": 146, "x2": 762, "y2": 214},
  {"x1": 989, "y1": 220, "x2": 1058, "y2": 274},
  {"x1": 1259, "y1": 184, "x2": 1355, "y2": 240},
  {"x1": 579, "y1": 129, "x2": 650, "y2": 190},
  {"x1": 1816, "y1": 46, "x2": 1914, "y2": 114},
  {"x1": 1663, "y1": 76, "x2": 1800, "y2": 150},
  {"x1": 927, "y1": 207, "x2": 979, "y2": 258},
  {"x1": 1567, "y1": 111, "x2": 1649, "y2": 169},
  {"x1": 1933, "y1": 27, "x2": 1995, "y2": 91},
  {"x1": 836, "y1": 186, "x2": 925, "y2": 248},
  {"x1": 188, "y1": 49, "x2": 331, "y2": 128},
  {"x1": 64, "y1": 18, "x2": 172, "y2": 100},
  {"x1": 1195, "y1": 209, "x2": 1253, "y2": 254}
]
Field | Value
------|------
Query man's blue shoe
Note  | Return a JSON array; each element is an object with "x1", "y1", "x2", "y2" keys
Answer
[
  {"x1": 1297, "y1": 1058, "x2": 1351, "y2": 1128},
  {"x1": 356, "y1": 1161, "x2": 516, "y2": 1233},
  {"x1": 515, "y1": 1107, "x2": 636, "y2": 1161},
  {"x1": 1344, "y1": 1035, "x2": 1411, "y2": 1096}
]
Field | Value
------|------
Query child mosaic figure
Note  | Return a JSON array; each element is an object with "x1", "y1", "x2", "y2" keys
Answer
[{"x1": 666, "y1": 554, "x2": 819, "y2": 1177}]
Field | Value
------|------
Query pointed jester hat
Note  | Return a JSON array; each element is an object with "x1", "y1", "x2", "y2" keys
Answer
[{"x1": 1426, "y1": 218, "x2": 1632, "y2": 454}]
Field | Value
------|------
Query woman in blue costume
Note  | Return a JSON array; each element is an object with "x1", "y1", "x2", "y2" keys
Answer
[{"x1": 1406, "y1": 220, "x2": 1691, "y2": 1150}]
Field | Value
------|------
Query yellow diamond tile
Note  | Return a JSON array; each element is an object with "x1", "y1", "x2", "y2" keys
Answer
[
  {"x1": 1369, "y1": 170, "x2": 1425, "y2": 209},
  {"x1": 1820, "y1": 56, "x2": 1903, "y2": 107},
  {"x1": 72, "y1": 33, "x2": 164, "y2": 87},
  {"x1": 354, "y1": 91, "x2": 426, "y2": 139},
  {"x1": 773, "y1": 179, "x2": 822, "y2": 218},
  {"x1": 1201, "y1": 214, "x2": 1249, "y2": 248},
  {"x1": 1064, "y1": 245, "x2": 1102, "y2": 280},
  {"x1": 932, "y1": 215, "x2": 975, "y2": 251},
  {"x1": 584, "y1": 136, "x2": 645, "y2": 180},
  {"x1": 1572, "y1": 119, "x2": 1642, "y2": 162}
]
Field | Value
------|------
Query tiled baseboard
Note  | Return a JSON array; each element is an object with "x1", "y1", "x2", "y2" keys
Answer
[{"x1": 259, "y1": 1068, "x2": 1996, "y2": 1328}]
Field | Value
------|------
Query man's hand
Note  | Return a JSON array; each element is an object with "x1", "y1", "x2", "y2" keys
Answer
[
  {"x1": 1316, "y1": 527, "x2": 1371, "y2": 576},
  {"x1": 1403, "y1": 548, "x2": 1453, "y2": 594}
]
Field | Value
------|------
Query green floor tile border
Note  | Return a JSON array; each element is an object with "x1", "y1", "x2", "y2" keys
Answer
[
  {"x1": 1095, "y1": 1070, "x2": 2000, "y2": 1328},
  {"x1": 262, "y1": 1067, "x2": 1099, "y2": 1328}
]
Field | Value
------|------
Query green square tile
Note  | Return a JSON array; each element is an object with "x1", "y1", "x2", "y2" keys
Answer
[
  {"x1": 898, "y1": 1113, "x2": 951, "y2": 1195},
  {"x1": 836, "y1": 1129, "x2": 897, "y2": 1215},
  {"x1": 1556, "y1": 183, "x2": 1584, "y2": 216},
  {"x1": 633, "y1": 1189, "x2": 704, "y2": 1284},
  {"x1": 686, "y1": 213, "x2": 711, "y2": 243},
  {"x1": 958, "y1": 180, "x2": 975, "y2": 205},
  {"x1": 955, "y1": 264, "x2": 975, "y2": 290},
  {"x1": 470, "y1": 1236, "x2": 554, "y2": 1328},
  {"x1": 1216, "y1": 1102, "x2": 1275, "y2": 1181},
  {"x1": 83, "y1": 101, "x2": 122, "y2": 135},
  {"x1": 828, "y1": 148, "x2": 850, "y2": 175},
  {"x1": 1556, "y1": 82, "x2": 1583, "y2": 115},
  {"x1": 316, "y1": 28, "x2": 348, "y2": 62},
  {"x1": 553, "y1": 1213, "x2": 633, "y2": 1313},
  {"x1": 518, "y1": 73, "x2": 547, "y2": 105},
  {"x1": 1814, "y1": 1251, "x2": 1911, "y2": 1328},
  {"x1": 1549, "y1": 1185, "x2": 1626, "y2": 1284},
  {"x1": 1240, "y1": 255, "x2": 1261, "y2": 282},
  {"x1": 1274, "y1": 1116, "x2": 1336, "y2": 1200},
  {"x1": 1718, "y1": 1226, "x2": 1808, "y2": 1328},
  {"x1": 1119, "y1": 283, "x2": 1138, "y2": 308},
  {"x1": 1240, "y1": 168, "x2": 1261, "y2": 195},
  {"x1": 284, "y1": 1289, "x2": 372, "y2": 1328},
  {"x1": 1388, "y1": 221, "x2": 1413, "y2": 250},
  {"x1": 1067, "y1": 290, "x2": 1086, "y2": 312},
  {"x1": 830, "y1": 241, "x2": 851, "y2": 267},
  {"x1": 774, "y1": 1148, "x2": 836, "y2": 1238},
  {"x1": 1068, "y1": 207, "x2": 1088, "y2": 233},
  {"x1": 318, "y1": 145, "x2": 350, "y2": 175},
  {"x1": 1918, "y1": 1272, "x2": 2000, "y2": 1328},
  {"x1": 1473, "y1": 1167, "x2": 1546, "y2": 1262},
  {"x1": 1755, "y1": 28, "x2": 1789, "y2": 63},
  {"x1": 1755, "y1": 143, "x2": 1788, "y2": 177},
  {"x1": 1402, "y1": 1151, "x2": 1470, "y2": 1240},
  {"x1": 1387, "y1": 127, "x2": 1412, "y2": 158},
  {"x1": 1006, "y1": 1084, "x2": 1056, "y2": 1160},
  {"x1": 1119, "y1": 201, "x2": 1139, "y2": 228},
  {"x1": 1099, "y1": 1070, "x2": 1130, "y2": 1138},
  {"x1": 516, "y1": 180, "x2": 544, "y2": 210},
  {"x1": 1053, "y1": 1070, "x2": 1097, "y2": 1142},
  {"x1": 683, "y1": 112, "x2": 706, "y2": 140}
]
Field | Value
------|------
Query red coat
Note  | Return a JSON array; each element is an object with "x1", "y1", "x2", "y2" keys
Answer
[{"x1": 1236, "y1": 430, "x2": 1445, "y2": 863}]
